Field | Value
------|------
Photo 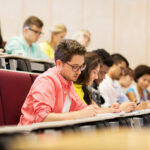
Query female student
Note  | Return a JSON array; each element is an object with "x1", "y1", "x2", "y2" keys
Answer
[
  {"x1": 118, "y1": 68, "x2": 134, "y2": 90},
  {"x1": 40, "y1": 23, "x2": 67, "y2": 60},
  {"x1": 74, "y1": 52, "x2": 101, "y2": 105},
  {"x1": 71, "y1": 30, "x2": 91, "y2": 48},
  {"x1": 74, "y1": 52, "x2": 120, "y2": 113},
  {"x1": 126, "y1": 65, "x2": 150, "y2": 103}
]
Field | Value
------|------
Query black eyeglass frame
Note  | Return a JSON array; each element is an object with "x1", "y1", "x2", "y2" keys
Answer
[
  {"x1": 26, "y1": 26, "x2": 43, "y2": 35},
  {"x1": 66, "y1": 62, "x2": 86, "y2": 72}
]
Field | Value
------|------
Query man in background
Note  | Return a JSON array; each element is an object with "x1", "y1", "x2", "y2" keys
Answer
[
  {"x1": 98, "y1": 53, "x2": 136, "y2": 112},
  {"x1": 5, "y1": 16, "x2": 48, "y2": 60}
]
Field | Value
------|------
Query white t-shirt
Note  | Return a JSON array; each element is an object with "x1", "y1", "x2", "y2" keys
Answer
[
  {"x1": 98, "y1": 74, "x2": 129, "y2": 108},
  {"x1": 62, "y1": 94, "x2": 71, "y2": 113}
]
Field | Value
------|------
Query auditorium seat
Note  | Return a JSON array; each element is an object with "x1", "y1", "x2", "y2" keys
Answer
[
  {"x1": 30, "y1": 73, "x2": 39, "y2": 83},
  {"x1": 0, "y1": 69, "x2": 38, "y2": 126},
  {"x1": 0, "y1": 97, "x2": 4, "y2": 126}
]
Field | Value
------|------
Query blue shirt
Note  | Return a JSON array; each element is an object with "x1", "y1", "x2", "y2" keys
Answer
[
  {"x1": 99, "y1": 75, "x2": 129, "y2": 108},
  {"x1": 126, "y1": 83, "x2": 149, "y2": 103},
  {"x1": 113, "y1": 80, "x2": 129, "y2": 103},
  {"x1": 5, "y1": 35, "x2": 48, "y2": 60}
]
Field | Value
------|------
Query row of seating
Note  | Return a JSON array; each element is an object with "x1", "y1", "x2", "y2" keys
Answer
[
  {"x1": 0, "y1": 69, "x2": 38, "y2": 126},
  {"x1": 1, "y1": 69, "x2": 150, "y2": 129},
  {"x1": 0, "y1": 54, "x2": 55, "y2": 73}
]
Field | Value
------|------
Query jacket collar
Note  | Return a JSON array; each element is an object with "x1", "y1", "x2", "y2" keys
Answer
[{"x1": 55, "y1": 67, "x2": 72, "y2": 88}]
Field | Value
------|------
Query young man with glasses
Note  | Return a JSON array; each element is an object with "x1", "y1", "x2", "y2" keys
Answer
[
  {"x1": 19, "y1": 39, "x2": 99, "y2": 125},
  {"x1": 98, "y1": 53, "x2": 136, "y2": 112},
  {"x1": 5, "y1": 16, "x2": 48, "y2": 60}
]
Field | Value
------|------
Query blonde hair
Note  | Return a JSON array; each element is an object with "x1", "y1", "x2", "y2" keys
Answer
[
  {"x1": 50, "y1": 23, "x2": 67, "y2": 33},
  {"x1": 71, "y1": 29, "x2": 91, "y2": 40}
]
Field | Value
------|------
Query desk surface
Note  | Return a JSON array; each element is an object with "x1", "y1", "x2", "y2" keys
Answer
[
  {"x1": 10, "y1": 128, "x2": 150, "y2": 150},
  {"x1": 0, "y1": 54, "x2": 54, "y2": 64},
  {"x1": 0, "y1": 109, "x2": 150, "y2": 134}
]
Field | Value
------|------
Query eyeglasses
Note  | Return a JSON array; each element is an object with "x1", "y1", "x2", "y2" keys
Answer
[
  {"x1": 26, "y1": 27, "x2": 43, "y2": 35},
  {"x1": 66, "y1": 63, "x2": 86, "y2": 72}
]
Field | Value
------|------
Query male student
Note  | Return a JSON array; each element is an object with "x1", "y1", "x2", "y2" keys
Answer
[
  {"x1": 98, "y1": 53, "x2": 135, "y2": 112},
  {"x1": 92, "y1": 49, "x2": 114, "y2": 90},
  {"x1": 19, "y1": 39, "x2": 99, "y2": 125},
  {"x1": 5, "y1": 16, "x2": 48, "y2": 60}
]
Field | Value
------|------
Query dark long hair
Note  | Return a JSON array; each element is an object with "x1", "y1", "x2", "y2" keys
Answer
[
  {"x1": 134, "y1": 65, "x2": 150, "y2": 82},
  {"x1": 75, "y1": 52, "x2": 102, "y2": 104}
]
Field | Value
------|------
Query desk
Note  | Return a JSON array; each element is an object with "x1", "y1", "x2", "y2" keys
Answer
[
  {"x1": 0, "y1": 109, "x2": 150, "y2": 135},
  {"x1": 8, "y1": 128, "x2": 150, "y2": 150},
  {"x1": 0, "y1": 54, "x2": 55, "y2": 72}
]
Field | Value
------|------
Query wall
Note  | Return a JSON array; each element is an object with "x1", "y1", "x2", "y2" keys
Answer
[{"x1": 0, "y1": 0, "x2": 150, "y2": 68}]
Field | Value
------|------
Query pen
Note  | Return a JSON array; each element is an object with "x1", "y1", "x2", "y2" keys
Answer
[{"x1": 137, "y1": 102, "x2": 141, "y2": 105}]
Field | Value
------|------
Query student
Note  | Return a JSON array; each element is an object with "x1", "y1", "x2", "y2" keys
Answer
[
  {"x1": 5, "y1": 16, "x2": 48, "y2": 60},
  {"x1": 91, "y1": 49, "x2": 114, "y2": 106},
  {"x1": 74, "y1": 52, "x2": 101, "y2": 105},
  {"x1": 71, "y1": 30, "x2": 91, "y2": 48},
  {"x1": 19, "y1": 39, "x2": 99, "y2": 125},
  {"x1": 126, "y1": 65, "x2": 150, "y2": 103},
  {"x1": 92, "y1": 49, "x2": 114, "y2": 90},
  {"x1": 148, "y1": 85, "x2": 150, "y2": 93},
  {"x1": 40, "y1": 23, "x2": 67, "y2": 60},
  {"x1": 118, "y1": 67, "x2": 134, "y2": 89},
  {"x1": 98, "y1": 53, "x2": 136, "y2": 112},
  {"x1": 74, "y1": 52, "x2": 120, "y2": 113}
]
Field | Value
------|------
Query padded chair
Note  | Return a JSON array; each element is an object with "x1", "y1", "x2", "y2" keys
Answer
[
  {"x1": 0, "y1": 70, "x2": 32, "y2": 125},
  {"x1": 0, "y1": 97, "x2": 4, "y2": 126},
  {"x1": 30, "y1": 74, "x2": 39, "y2": 84}
]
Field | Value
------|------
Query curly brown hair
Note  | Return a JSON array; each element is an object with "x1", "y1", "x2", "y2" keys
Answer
[{"x1": 55, "y1": 39, "x2": 86, "y2": 63}]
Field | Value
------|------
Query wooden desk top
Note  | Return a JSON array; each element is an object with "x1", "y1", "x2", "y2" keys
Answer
[{"x1": 10, "y1": 128, "x2": 150, "y2": 150}]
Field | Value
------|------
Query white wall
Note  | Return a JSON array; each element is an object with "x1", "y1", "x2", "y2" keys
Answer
[{"x1": 0, "y1": 0, "x2": 150, "y2": 68}]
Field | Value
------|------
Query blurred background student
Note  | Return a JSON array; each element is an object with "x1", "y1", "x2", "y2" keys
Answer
[
  {"x1": 40, "y1": 23, "x2": 67, "y2": 60},
  {"x1": 71, "y1": 29, "x2": 91, "y2": 48},
  {"x1": 91, "y1": 49, "x2": 114, "y2": 106},
  {"x1": 92, "y1": 49, "x2": 114, "y2": 90},
  {"x1": 5, "y1": 16, "x2": 48, "y2": 60},
  {"x1": 118, "y1": 67, "x2": 134, "y2": 93},
  {"x1": 126, "y1": 65, "x2": 150, "y2": 103},
  {"x1": 98, "y1": 53, "x2": 136, "y2": 112},
  {"x1": 74, "y1": 52, "x2": 120, "y2": 113}
]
